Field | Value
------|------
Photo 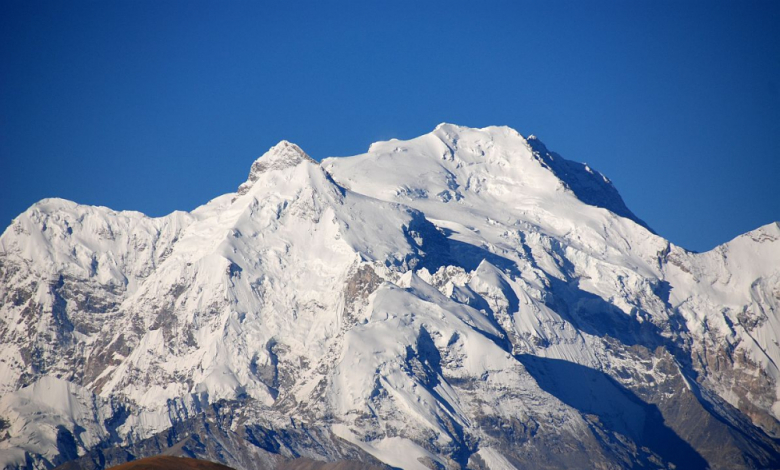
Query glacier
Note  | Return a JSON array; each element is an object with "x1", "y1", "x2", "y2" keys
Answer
[{"x1": 1, "y1": 124, "x2": 779, "y2": 469}]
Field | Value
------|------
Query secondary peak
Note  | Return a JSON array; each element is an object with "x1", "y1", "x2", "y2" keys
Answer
[{"x1": 237, "y1": 141, "x2": 317, "y2": 195}]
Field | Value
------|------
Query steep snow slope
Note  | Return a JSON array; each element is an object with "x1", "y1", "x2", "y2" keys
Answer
[
  {"x1": 0, "y1": 141, "x2": 456, "y2": 468},
  {"x1": 1, "y1": 125, "x2": 779, "y2": 470},
  {"x1": 0, "y1": 377, "x2": 119, "y2": 468},
  {"x1": 324, "y1": 124, "x2": 780, "y2": 459},
  {"x1": 93, "y1": 141, "x2": 443, "y2": 411},
  {"x1": 324, "y1": 124, "x2": 670, "y2": 362},
  {"x1": 0, "y1": 199, "x2": 193, "y2": 396},
  {"x1": 663, "y1": 222, "x2": 780, "y2": 434}
]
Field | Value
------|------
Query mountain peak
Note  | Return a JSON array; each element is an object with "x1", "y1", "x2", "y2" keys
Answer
[
  {"x1": 327, "y1": 124, "x2": 653, "y2": 232},
  {"x1": 237, "y1": 141, "x2": 317, "y2": 195},
  {"x1": 5, "y1": 126, "x2": 780, "y2": 470}
]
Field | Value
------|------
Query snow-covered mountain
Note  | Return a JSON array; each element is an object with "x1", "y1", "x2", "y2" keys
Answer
[{"x1": 1, "y1": 124, "x2": 779, "y2": 470}]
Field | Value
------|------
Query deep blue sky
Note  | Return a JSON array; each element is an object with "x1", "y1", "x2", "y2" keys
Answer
[{"x1": 1, "y1": 1, "x2": 778, "y2": 252}]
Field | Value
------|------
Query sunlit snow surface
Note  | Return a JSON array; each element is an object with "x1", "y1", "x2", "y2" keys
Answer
[{"x1": 1, "y1": 124, "x2": 779, "y2": 469}]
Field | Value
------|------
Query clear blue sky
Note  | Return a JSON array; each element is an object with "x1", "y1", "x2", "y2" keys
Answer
[{"x1": 1, "y1": 1, "x2": 778, "y2": 252}]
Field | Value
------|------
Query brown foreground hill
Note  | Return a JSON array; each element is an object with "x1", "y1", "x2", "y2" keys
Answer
[{"x1": 104, "y1": 456, "x2": 234, "y2": 470}]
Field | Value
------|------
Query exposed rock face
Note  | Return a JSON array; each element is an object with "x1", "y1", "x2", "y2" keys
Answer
[
  {"x1": 2, "y1": 125, "x2": 780, "y2": 470},
  {"x1": 53, "y1": 401, "x2": 390, "y2": 470}
]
